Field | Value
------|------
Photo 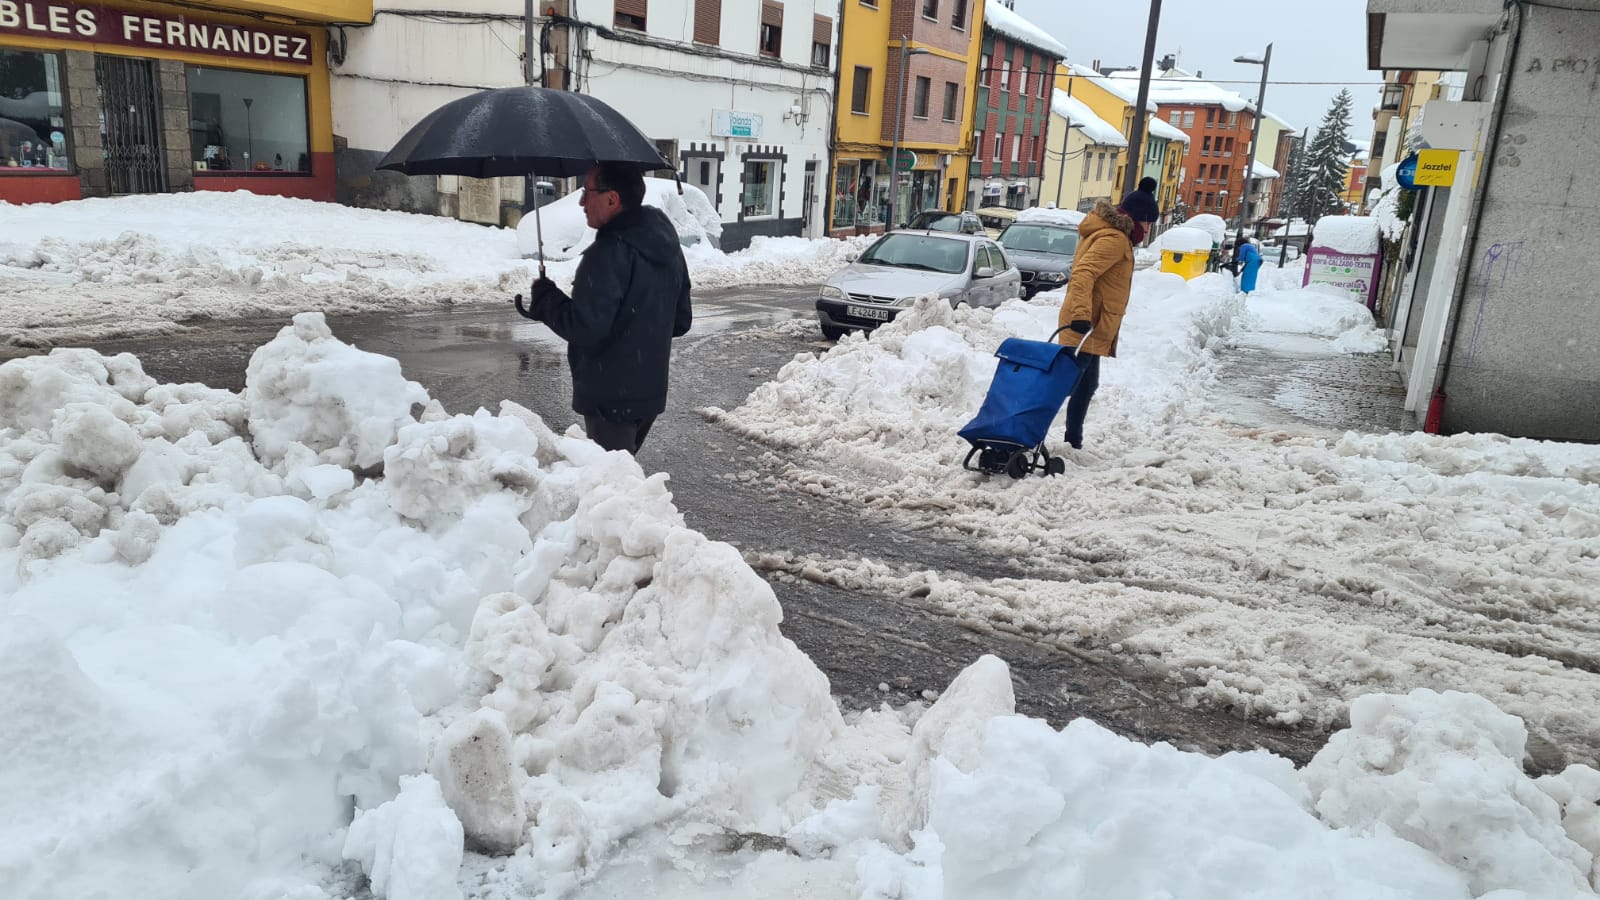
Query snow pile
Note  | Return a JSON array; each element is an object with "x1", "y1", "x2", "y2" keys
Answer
[
  {"x1": 1184, "y1": 213, "x2": 1227, "y2": 245},
  {"x1": 1015, "y1": 206, "x2": 1086, "y2": 228},
  {"x1": 1156, "y1": 225, "x2": 1215, "y2": 253},
  {"x1": 1312, "y1": 216, "x2": 1382, "y2": 255},
  {"x1": 1372, "y1": 165, "x2": 1408, "y2": 242},
  {"x1": 515, "y1": 178, "x2": 723, "y2": 261},
  {"x1": 5, "y1": 317, "x2": 1600, "y2": 898},
  {"x1": 711, "y1": 267, "x2": 1600, "y2": 754},
  {"x1": 0, "y1": 191, "x2": 859, "y2": 346},
  {"x1": 982, "y1": 0, "x2": 1067, "y2": 59}
]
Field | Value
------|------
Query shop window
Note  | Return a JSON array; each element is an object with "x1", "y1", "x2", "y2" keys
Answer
[
  {"x1": 832, "y1": 159, "x2": 858, "y2": 229},
  {"x1": 187, "y1": 66, "x2": 309, "y2": 173},
  {"x1": 743, "y1": 157, "x2": 779, "y2": 218},
  {"x1": 0, "y1": 49, "x2": 70, "y2": 172}
]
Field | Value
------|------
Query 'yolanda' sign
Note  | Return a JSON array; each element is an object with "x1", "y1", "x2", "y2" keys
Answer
[{"x1": 0, "y1": 1, "x2": 314, "y2": 66}]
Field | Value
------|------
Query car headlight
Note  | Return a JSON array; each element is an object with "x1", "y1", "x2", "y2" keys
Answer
[
  {"x1": 1037, "y1": 271, "x2": 1067, "y2": 283},
  {"x1": 819, "y1": 285, "x2": 847, "y2": 300}
]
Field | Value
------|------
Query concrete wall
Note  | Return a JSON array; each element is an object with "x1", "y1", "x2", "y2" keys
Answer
[{"x1": 1437, "y1": 5, "x2": 1600, "y2": 440}]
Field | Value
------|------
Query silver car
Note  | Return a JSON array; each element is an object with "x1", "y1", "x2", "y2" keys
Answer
[{"x1": 814, "y1": 232, "x2": 1022, "y2": 339}]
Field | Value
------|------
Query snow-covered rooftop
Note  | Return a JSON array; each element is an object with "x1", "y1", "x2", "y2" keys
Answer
[
  {"x1": 1147, "y1": 115, "x2": 1190, "y2": 143},
  {"x1": 1250, "y1": 160, "x2": 1280, "y2": 179},
  {"x1": 983, "y1": 0, "x2": 1067, "y2": 60},
  {"x1": 1064, "y1": 62, "x2": 1158, "y2": 114},
  {"x1": 1051, "y1": 90, "x2": 1128, "y2": 147}
]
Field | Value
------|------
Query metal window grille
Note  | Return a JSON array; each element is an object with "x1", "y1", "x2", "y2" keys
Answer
[{"x1": 94, "y1": 56, "x2": 168, "y2": 195}]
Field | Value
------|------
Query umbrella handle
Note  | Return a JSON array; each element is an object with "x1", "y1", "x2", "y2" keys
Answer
[{"x1": 514, "y1": 292, "x2": 541, "y2": 320}]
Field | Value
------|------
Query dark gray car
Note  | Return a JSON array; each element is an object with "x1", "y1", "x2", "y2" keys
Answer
[{"x1": 996, "y1": 222, "x2": 1080, "y2": 299}]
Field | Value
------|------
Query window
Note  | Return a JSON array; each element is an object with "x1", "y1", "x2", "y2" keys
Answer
[
  {"x1": 1148, "y1": 140, "x2": 1161, "y2": 163},
  {"x1": 832, "y1": 159, "x2": 858, "y2": 229},
  {"x1": 760, "y1": 1, "x2": 783, "y2": 58},
  {"x1": 951, "y1": 0, "x2": 968, "y2": 29},
  {"x1": 1221, "y1": 166, "x2": 1230, "y2": 187},
  {"x1": 912, "y1": 76, "x2": 930, "y2": 118},
  {"x1": 1020, "y1": 68, "x2": 1029, "y2": 95},
  {"x1": 1227, "y1": 111, "x2": 1238, "y2": 128},
  {"x1": 1224, "y1": 137, "x2": 1233, "y2": 157},
  {"x1": 974, "y1": 131, "x2": 983, "y2": 160},
  {"x1": 1039, "y1": 68, "x2": 1049, "y2": 97},
  {"x1": 851, "y1": 66, "x2": 872, "y2": 114},
  {"x1": 812, "y1": 15, "x2": 832, "y2": 68},
  {"x1": 1215, "y1": 193, "x2": 1225, "y2": 210},
  {"x1": 187, "y1": 66, "x2": 309, "y2": 173},
  {"x1": 1096, "y1": 151, "x2": 1105, "y2": 180},
  {"x1": 1082, "y1": 151, "x2": 1091, "y2": 179},
  {"x1": 942, "y1": 82, "x2": 959, "y2": 122},
  {"x1": 1000, "y1": 59, "x2": 1011, "y2": 91},
  {"x1": 922, "y1": 0, "x2": 938, "y2": 19},
  {"x1": 743, "y1": 158, "x2": 779, "y2": 218},
  {"x1": 1182, "y1": 110, "x2": 1194, "y2": 128},
  {"x1": 1010, "y1": 134, "x2": 1020, "y2": 162},
  {"x1": 693, "y1": 0, "x2": 720, "y2": 44},
  {"x1": 0, "y1": 50, "x2": 69, "y2": 172},
  {"x1": 1168, "y1": 111, "x2": 1180, "y2": 125},
  {"x1": 992, "y1": 133, "x2": 1002, "y2": 159},
  {"x1": 614, "y1": 0, "x2": 646, "y2": 31},
  {"x1": 1201, "y1": 136, "x2": 1211, "y2": 156}
]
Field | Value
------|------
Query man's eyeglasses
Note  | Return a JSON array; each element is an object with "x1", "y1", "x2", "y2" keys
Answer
[{"x1": 580, "y1": 186, "x2": 616, "y2": 201}]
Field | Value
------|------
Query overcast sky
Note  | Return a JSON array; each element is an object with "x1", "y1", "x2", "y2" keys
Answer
[{"x1": 1010, "y1": 0, "x2": 1381, "y2": 136}]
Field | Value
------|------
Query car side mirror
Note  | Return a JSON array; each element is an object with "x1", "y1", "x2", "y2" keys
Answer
[{"x1": 974, "y1": 266, "x2": 997, "y2": 279}]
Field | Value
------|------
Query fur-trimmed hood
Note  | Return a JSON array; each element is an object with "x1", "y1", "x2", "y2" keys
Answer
[{"x1": 1084, "y1": 200, "x2": 1135, "y2": 238}]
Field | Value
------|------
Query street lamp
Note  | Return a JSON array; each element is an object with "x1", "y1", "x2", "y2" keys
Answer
[
  {"x1": 1231, "y1": 43, "x2": 1271, "y2": 260},
  {"x1": 889, "y1": 37, "x2": 931, "y2": 228}
]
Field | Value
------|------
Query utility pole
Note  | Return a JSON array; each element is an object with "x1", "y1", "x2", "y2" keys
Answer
[
  {"x1": 1054, "y1": 75, "x2": 1071, "y2": 208},
  {"x1": 1122, "y1": 0, "x2": 1162, "y2": 199},
  {"x1": 1232, "y1": 43, "x2": 1271, "y2": 260}
]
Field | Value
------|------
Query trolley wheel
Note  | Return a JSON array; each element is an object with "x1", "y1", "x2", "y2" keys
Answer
[
  {"x1": 1044, "y1": 456, "x2": 1066, "y2": 477},
  {"x1": 1005, "y1": 451, "x2": 1030, "y2": 479}
]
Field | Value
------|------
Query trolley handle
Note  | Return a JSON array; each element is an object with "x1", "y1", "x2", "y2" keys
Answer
[{"x1": 1047, "y1": 324, "x2": 1095, "y2": 353}]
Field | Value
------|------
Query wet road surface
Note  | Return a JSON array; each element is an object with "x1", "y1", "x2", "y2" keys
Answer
[{"x1": 9, "y1": 284, "x2": 1323, "y2": 763}]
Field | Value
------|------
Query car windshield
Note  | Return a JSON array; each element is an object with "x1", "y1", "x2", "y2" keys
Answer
[
  {"x1": 859, "y1": 233, "x2": 970, "y2": 274},
  {"x1": 923, "y1": 215, "x2": 962, "y2": 232},
  {"x1": 999, "y1": 224, "x2": 1079, "y2": 256}
]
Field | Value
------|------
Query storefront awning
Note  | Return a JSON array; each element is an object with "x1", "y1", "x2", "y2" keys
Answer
[{"x1": 184, "y1": 0, "x2": 374, "y2": 24}]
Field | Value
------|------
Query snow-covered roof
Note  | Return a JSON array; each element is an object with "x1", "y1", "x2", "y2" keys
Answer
[
  {"x1": 1250, "y1": 160, "x2": 1279, "y2": 179},
  {"x1": 1111, "y1": 71, "x2": 1250, "y2": 112},
  {"x1": 983, "y1": 0, "x2": 1068, "y2": 60},
  {"x1": 1050, "y1": 90, "x2": 1127, "y2": 148},
  {"x1": 1146, "y1": 116, "x2": 1189, "y2": 143},
  {"x1": 1064, "y1": 63, "x2": 1158, "y2": 114}
]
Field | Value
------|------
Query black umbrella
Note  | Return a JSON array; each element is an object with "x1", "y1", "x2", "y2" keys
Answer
[{"x1": 378, "y1": 86, "x2": 673, "y2": 282}]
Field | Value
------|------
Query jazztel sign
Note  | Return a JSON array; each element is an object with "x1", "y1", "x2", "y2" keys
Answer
[{"x1": 0, "y1": 1, "x2": 314, "y2": 66}]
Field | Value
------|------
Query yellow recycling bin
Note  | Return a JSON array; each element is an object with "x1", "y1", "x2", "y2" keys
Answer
[{"x1": 1160, "y1": 249, "x2": 1208, "y2": 280}]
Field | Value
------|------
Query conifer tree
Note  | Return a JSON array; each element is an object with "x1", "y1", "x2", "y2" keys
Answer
[{"x1": 1292, "y1": 89, "x2": 1355, "y2": 223}]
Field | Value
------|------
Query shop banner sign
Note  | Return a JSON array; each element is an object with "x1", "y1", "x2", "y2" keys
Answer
[
  {"x1": 711, "y1": 110, "x2": 763, "y2": 140},
  {"x1": 1302, "y1": 248, "x2": 1382, "y2": 311},
  {"x1": 0, "y1": 1, "x2": 314, "y2": 66}
]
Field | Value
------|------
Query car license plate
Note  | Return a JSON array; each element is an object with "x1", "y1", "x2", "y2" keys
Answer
[{"x1": 849, "y1": 305, "x2": 890, "y2": 321}]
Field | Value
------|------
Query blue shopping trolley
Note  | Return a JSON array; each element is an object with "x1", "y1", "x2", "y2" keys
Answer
[{"x1": 959, "y1": 325, "x2": 1092, "y2": 479}]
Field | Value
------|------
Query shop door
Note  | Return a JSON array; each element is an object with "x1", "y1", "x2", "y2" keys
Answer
[{"x1": 95, "y1": 56, "x2": 168, "y2": 194}]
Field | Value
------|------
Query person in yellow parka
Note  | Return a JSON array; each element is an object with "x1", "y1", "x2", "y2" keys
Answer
[{"x1": 1055, "y1": 199, "x2": 1139, "y2": 450}]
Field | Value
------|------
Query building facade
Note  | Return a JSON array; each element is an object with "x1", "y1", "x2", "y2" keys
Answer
[
  {"x1": 1038, "y1": 89, "x2": 1123, "y2": 213},
  {"x1": 829, "y1": 0, "x2": 981, "y2": 236},
  {"x1": 967, "y1": 0, "x2": 1063, "y2": 211},
  {"x1": 1368, "y1": 0, "x2": 1600, "y2": 440},
  {"x1": 1157, "y1": 100, "x2": 1256, "y2": 222},
  {"x1": 333, "y1": 0, "x2": 839, "y2": 250},
  {"x1": 0, "y1": 0, "x2": 371, "y2": 204}
]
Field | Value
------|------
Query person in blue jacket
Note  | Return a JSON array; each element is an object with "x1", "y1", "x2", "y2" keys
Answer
[{"x1": 1236, "y1": 238, "x2": 1264, "y2": 295}]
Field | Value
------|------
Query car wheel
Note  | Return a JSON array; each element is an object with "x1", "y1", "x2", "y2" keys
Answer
[{"x1": 820, "y1": 324, "x2": 849, "y2": 341}]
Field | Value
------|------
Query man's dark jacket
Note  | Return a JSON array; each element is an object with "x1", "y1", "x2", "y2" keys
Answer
[{"x1": 530, "y1": 205, "x2": 692, "y2": 421}]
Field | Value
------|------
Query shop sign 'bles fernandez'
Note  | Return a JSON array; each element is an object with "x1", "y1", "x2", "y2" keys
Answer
[{"x1": 0, "y1": 1, "x2": 313, "y2": 66}]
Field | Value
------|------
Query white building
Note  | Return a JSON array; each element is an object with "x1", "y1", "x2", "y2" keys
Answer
[{"x1": 328, "y1": 1, "x2": 838, "y2": 250}]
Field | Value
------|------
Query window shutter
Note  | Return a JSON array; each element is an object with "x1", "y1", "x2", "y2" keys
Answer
[
  {"x1": 762, "y1": 1, "x2": 783, "y2": 28},
  {"x1": 813, "y1": 14, "x2": 831, "y2": 46},
  {"x1": 694, "y1": 0, "x2": 720, "y2": 44}
]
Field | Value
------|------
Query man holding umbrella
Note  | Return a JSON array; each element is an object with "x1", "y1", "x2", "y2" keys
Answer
[{"x1": 525, "y1": 163, "x2": 693, "y2": 454}]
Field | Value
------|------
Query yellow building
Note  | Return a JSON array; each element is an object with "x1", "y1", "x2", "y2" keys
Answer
[
  {"x1": 1039, "y1": 90, "x2": 1125, "y2": 212},
  {"x1": 0, "y1": 0, "x2": 371, "y2": 204},
  {"x1": 1052, "y1": 62, "x2": 1192, "y2": 217},
  {"x1": 829, "y1": 0, "x2": 984, "y2": 235}
]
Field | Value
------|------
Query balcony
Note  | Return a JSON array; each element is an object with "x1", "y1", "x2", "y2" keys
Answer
[{"x1": 1366, "y1": 0, "x2": 1502, "y2": 70}]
